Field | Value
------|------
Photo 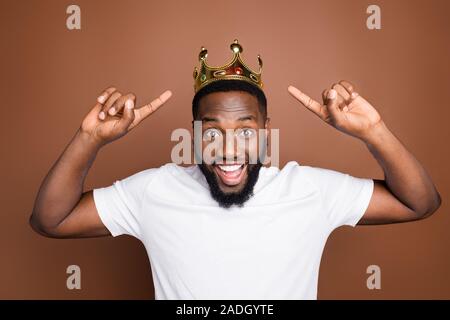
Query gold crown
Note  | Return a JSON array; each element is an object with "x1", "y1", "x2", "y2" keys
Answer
[{"x1": 193, "y1": 39, "x2": 263, "y2": 93}]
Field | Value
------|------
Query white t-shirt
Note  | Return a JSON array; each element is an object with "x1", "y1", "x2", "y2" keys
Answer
[{"x1": 93, "y1": 161, "x2": 373, "y2": 300}]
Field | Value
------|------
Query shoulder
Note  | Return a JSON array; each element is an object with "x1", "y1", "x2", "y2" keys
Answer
[
  {"x1": 252, "y1": 161, "x2": 324, "y2": 203},
  {"x1": 276, "y1": 160, "x2": 334, "y2": 184},
  {"x1": 130, "y1": 163, "x2": 212, "y2": 204},
  {"x1": 295, "y1": 162, "x2": 348, "y2": 181},
  {"x1": 274, "y1": 161, "x2": 350, "y2": 195},
  {"x1": 117, "y1": 163, "x2": 179, "y2": 188}
]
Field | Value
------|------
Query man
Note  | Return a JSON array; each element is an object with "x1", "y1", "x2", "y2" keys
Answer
[{"x1": 30, "y1": 40, "x2": 441, "y2": 299}]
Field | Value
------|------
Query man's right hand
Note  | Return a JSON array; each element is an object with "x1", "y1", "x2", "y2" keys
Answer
[
  {"x1": 80, "y1": 86, "x2": 173, "y2": 146},
  {"x1": 30, "y1": 86, "x2": 172, "y2": 238}
]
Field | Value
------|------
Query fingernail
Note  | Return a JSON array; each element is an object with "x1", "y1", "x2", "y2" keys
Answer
[
  {"x1": 97, "y1": 95, "x2": 106, "y2": 104},
  {"x1": 160, "y1": 90, "x2": 172, "y2": 101},
  {"x1": 327, "y1": 89, "x2": 337, "y2": 100},
  {"x1": 351, "y1": 92, "x2": 359, "y2": 99},
  {"x1": 288, "y1": 86, "x2": 300, "y2": 94},
  {"x1": 125, "y1": 99, "x2": 134, "y2": 109},
  {"x1": 343, "y1": 106, "x2": 349, "y2": 112},
  {"x1": 99, "y1": 111, "x2": 105, "y2": 120},
  {"x1": 108, "y1": 107, "x2": 116, "y2": 115}
]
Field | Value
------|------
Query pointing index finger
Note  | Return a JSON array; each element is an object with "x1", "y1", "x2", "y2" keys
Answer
[
  {"x1": 288, "y1": 85, "x2": 326, "y2": 120},
  {"x1": 133, "y1": 90, "x2": 173, "y2": 124},
  {"x1": 148, "y1": 90, "x2": 173, "y2": 111}
]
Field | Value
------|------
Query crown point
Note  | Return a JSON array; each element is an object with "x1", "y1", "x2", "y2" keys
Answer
[
  {"x1": 193, "y1": 40, "x2": 263, "y2": 93},
  {"x1": 199, "y1": 47, "x2": 208, "y2": 61},
  {"x1": 230, "y1": 41, "x2": 243, "y2": 54},
  {"x1": 257, "y1": 55, "x2": 263, "y2": 68}
]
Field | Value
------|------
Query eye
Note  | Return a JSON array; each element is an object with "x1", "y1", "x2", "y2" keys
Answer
[
  {"x1": 237, "y1": 128, "x2": 256, "y2": 139},
  {"x1": 203, "y1": 128, "x2": 222, "y2": 140}
]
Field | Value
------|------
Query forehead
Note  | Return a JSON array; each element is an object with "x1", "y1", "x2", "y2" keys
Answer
[{"x1": 197, "y1": 91, "x2": 260, "y2": 119}]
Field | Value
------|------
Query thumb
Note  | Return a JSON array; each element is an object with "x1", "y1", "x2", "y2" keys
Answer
[
  {"x1": 325, "y1": 89, "x2": 343, "y2": 124},
  {"x1": 116, "y1": 97, "x2": 136, "y2": 131}
]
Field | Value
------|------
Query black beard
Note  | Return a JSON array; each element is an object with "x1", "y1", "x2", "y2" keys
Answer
[{"x1": 198, "y1": 162, "x2": 263, "y2": 209}]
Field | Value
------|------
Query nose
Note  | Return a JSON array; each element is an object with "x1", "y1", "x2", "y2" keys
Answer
[
  {"x1": 223, "y1": 132, "x2": 234, "y2": 159},
  {"x1": 218, "y1": 130, "x2": 245, "y2": 164}
]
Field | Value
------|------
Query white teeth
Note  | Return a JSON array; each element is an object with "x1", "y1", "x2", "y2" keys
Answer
[{"x1": 218, "y1": 164, "x2": 243, "y2": 172}]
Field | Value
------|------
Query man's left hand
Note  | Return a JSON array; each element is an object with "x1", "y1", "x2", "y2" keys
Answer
[{"x1": 288, "y1": 80, "x2": 382, "y2": 141}]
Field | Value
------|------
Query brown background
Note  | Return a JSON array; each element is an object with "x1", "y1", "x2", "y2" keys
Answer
[{"x1": 1, "y1": 0, "x2": 449, "y2": 299}]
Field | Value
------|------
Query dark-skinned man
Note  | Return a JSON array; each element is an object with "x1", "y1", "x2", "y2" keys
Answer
[{"x1": 30, "y1": 40, "x2": 441, "y2": 299}]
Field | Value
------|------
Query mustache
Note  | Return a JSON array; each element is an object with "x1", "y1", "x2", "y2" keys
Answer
[
  {"x1": 198, "y1": 162, "x2": 263, "y2": 209},
  {"x1": 211, "y1": 158, "x2": 248, "y2": 165}
]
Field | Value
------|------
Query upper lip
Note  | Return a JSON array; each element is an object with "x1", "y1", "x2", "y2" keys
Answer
[{"x1": 213, "y1": 161, "x2": 247, "y2": 166}]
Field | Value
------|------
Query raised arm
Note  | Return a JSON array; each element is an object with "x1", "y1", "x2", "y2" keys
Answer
[
  {"x1": 287, "y1": 80, "x2": 441, "y2": 225},
  {"x1": 30, "y1": 87, "x2": 172, "y2": 238}
]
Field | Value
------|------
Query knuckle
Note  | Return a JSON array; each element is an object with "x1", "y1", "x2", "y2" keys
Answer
[
  {"x1": 340, "y1": 80, "x2": 353, "y2": 91},
  {"x1": 101, "y1": 88, "x2": 116, "y2": 98},
  {"x1": 105, "y1": 92, "x2": 120, "y2": 103},
  {"x1": 106, "y1": 92, "x2": 122, "y2": 107}
]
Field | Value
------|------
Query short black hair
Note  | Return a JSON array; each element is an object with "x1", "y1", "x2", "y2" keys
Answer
[{"x1": 192, "y1": 80, "x2": 267, "y2": 120}]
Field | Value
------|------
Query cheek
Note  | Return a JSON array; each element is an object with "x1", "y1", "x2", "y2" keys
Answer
[
  {"x1": 245, "y1": 131, "x2": 268, "y2": 162},
  {"x1": 201, "y1": 137, "x2": 225, "y2": 163},
  {"x1": 235, "y1": 136, "x2": 259, "y2": 161},
  {"x1": 245, "y1": 137, "x2": 259, "y2": 153}
]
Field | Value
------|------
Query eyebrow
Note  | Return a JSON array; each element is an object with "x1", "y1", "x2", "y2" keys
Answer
[
  {"x1": 237, "y1": 115, "x2": 257, "y2": 122},
  {"x1": 201, "y1": 115, "x2": 257, "y2": 122},
  {"x1": 201, "y1": 116, "x2": 218, "y2": 123}
]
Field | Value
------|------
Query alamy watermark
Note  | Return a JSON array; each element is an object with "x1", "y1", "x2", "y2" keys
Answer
[
  {"x1": 170, "y1": 121, "x2": 280, "y2": 167},
  {"x1": 66, "y1": 265, "x2": 81, "y2": 290},
  {"x1": 366, "y1": 264, "x2": 381, "y2": 290}
]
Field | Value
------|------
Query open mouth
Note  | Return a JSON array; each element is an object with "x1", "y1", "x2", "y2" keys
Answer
[{"x1": 213, "y1": 163, "x2": 247, "y2": 186}]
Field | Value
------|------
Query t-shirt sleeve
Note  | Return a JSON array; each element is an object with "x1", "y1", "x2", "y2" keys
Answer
[
  {"x1": 92, "y1": 168, "x2": 157, "y2": 239},
  {"x1": 305, "y1": 166, "x2": 374, "y2": 229}
]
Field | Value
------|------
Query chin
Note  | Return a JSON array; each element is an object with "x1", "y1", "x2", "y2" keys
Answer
[{"x1": 199, "y1": 161, "x2": 262, "y2": 209}]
